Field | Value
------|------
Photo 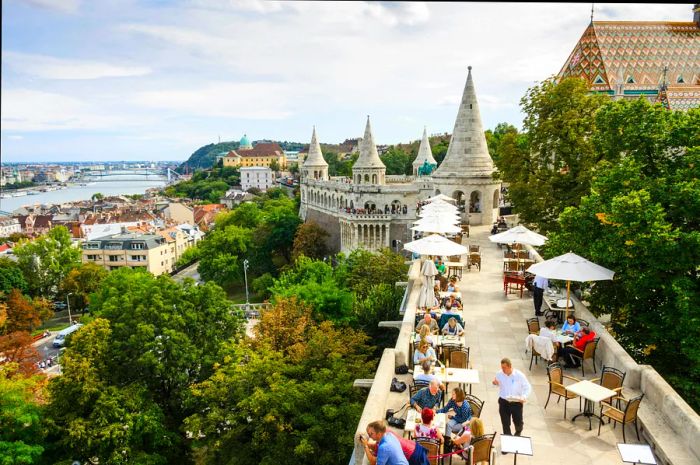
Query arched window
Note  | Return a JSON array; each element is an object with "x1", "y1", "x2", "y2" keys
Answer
[
  {"x1": 469, "y1": 191, "x2": 482, "y2": 213},
  {"x1": 364, "y1": 174, "x2": 370, "y2": 183},
  {"x1": 391, "y1": 199, "x2": 402, "y2": 214},
  {"x1": 372, "y1": 174, "x2": 377, "y2": 184},
  {"x1": 453, "y1": 190, "x2": 465, "y2": 210}
]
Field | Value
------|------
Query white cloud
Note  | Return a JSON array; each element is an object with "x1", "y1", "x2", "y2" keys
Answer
[
  {"x1": 21, "y1": 0, "x2": 80, "y2": 13},
  {"x1": 3, "y1": 51, "x2": 151, "y2": 80}
]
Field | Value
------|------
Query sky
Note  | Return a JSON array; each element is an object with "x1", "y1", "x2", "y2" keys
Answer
[{"x1": 1, "y1": 1, "x2": 694, "y2": 162}]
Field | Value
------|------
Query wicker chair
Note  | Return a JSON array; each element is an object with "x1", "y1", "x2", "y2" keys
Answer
[
  {"x1": 464, "y1": 393, "x2": 484, "y2": 418},
  {"x1": 544, "y1": 363, "x2": 581, "y2": 419},
  {"x1": 462, "y1": 433, "x2": 496, "y2": 465},
  {"x1": 448, "y1": 347, "x2": 470, "y2": 369},
  {"x1": 440, "y1": 343, "x2": 462, "y2": 365},
  {"x1": 416, "y1": 437, "x2": 442, "y2": 465},
  {"x1": 526, "y1": 318, "x2": 540, "y2": 335},
  {"x1": 570, "y1": 337, "x2": 600, "y2": 376},
  {"x1": 598, "y1": 394, "x2": 644, "y2": 443},
  {"x1": 591, "y1": 365, "x2": 626, "y2": 405}
]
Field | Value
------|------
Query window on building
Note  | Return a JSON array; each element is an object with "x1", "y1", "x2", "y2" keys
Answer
[
  {"x1": 626, "y1": 75, "x2": 635, "y2": 84},
  {"x1": 86, "y1": 254, "x2": 98, "y2": 260},
  {"x1": 677, "y1": 75, "x2": 685, "y2": 84},
  {"x1": 108, "y1": 255, "x2": 120, "y2": 262},
  {"x1": 131, "y1": 242, "x2": 145, "y2": 250},
  {"x1": 593, "y1": 75, "x2": 605, "y2": 84},
  {"x1": 84, "y1": 242, "x2": 100, "y2": 250}
]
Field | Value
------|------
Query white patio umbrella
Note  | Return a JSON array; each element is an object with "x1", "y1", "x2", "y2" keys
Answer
[
  {"x1": 404, "y1": 234, "x2": 469, "y2": 256},
  {"x1": 488, "y1": 225, "x2": 548, "y2": 247},
  {"x1": 527, "y1": 252, "x2": 615, "y2": 319},
  {"x1": 419, "y1": 205, "x2": 460, "y2": 218},
  {"x1": 425, "y1": 194, "x2": 457, "y2": 204},
  {"x1": 411, "y1": 221, "x2": 462, "y2": 235},
  {"x1": 417, "y1": 259, "x2": 439, "y2": 309}
]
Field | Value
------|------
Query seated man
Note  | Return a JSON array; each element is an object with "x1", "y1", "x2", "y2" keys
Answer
[
  {"x1": 410, "y1": 379, "x2": 443, "y2": 413},
  {"x1": 436, "y1": 259, "x2": 447, "y2": 276},
  {"x1": 415, "y1": 313, "x2": 439, "y2": 335},
  {"x1": 413, "y1": 360, "x2": 445, "y2": 390},
  {"x1": 560, "y1": 327, "x2": 596, "y2": 368}
]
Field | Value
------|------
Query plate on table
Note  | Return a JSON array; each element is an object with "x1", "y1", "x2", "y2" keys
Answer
[{"x1": 556, "y1": 299, "x2": 573, "y2": 308}]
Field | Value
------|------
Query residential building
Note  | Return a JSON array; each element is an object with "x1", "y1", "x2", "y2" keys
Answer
[
  {"x1": 0, "y1": 217, "x2": 21, "y2": 237},
  {"x1": 82, "y1": 229, "x2": 175, "y2": 276},
  {"x1": 162, "y1": 202, "x2": 195, "y2": 224},
  {"x1": 220, "y1": 189, "x2": 253, "y2": 209},
  {"x1": 193, "y1": 204, "x2": 226, "y2": 231},
  {"x1": 222, "y1": 135, "x2": 287, "y2": 169},
  {"x1": 240, "y1": 167, "x2": 274, "y2": 192}
]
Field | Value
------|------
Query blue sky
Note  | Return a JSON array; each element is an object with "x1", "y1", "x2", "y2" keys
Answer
[{"x1": 1, "y1": 1, "x2": 694, "y2": 162}]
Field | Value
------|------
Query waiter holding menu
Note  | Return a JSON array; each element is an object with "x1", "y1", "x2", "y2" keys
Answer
[{"x1": 492, "y1": 357, "x2": 532, "y2": 441}]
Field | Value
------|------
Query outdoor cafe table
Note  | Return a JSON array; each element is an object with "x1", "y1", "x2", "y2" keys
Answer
[
  {"x1": 566, "y1": 380, "x2": 618, "y2": 430},
  {"x1": 414, "y1": 334, "x2": 465, "y2": 348},
  {"x1": 439, "y1": 291, "x2": 462, "y2": 300},
  {"x1": 556, "y1": 332, "x2": 574, "y2": 345},
  {"x1": 445, "y1": 261, "x2": 465, "y2": 279},
  {"x1": 405, "y1": 411, "x2": 447, "y2": 439},
  {"x1": 544, "y1": 294, "x2": 575, "y2": 323},
  {"x1": 436, "y1": 367, "x2": 480, "y2": 394}
]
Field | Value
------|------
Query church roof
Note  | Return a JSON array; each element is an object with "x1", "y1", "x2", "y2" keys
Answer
[
  {"x1": 559, "y1": 20, "x2": 700, "y2": 110},
  {"x1": 302, "y1": 126, "x2": 328, "y2": 168},
  {"x1": 226, "y1": 143, "x2": 283, "y2": 159},
  {"x1": 239, "y1": 134, "x2": 252, "y2": 149},
  {"x1": 353, "y1": 117, "x2": 386, "y2": 169},
  {"x1": 412, "y1": 127, "x2": 437, "y2": 167},
  {"x1": 432, "y1": 67, "x2": 495, "y2": 178}
]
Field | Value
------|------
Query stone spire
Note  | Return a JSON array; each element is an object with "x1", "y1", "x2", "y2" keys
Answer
[
  {"x1": 432, "y1": 67, "x2": 495, "y2": 178},
  {"x1": 302, "y1": 126, "x2": 327, "y2": 168},
  {"x1": 353, "y1": 116, "x2": 385, "y2": 169},
  {"x1": 412, "y1": 126, "x2": 437, "y2": 173}
]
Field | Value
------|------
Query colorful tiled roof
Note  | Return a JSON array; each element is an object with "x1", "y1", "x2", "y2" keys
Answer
[{"x1": 559, "y1": 21, "x2": 700, "y2": 110}]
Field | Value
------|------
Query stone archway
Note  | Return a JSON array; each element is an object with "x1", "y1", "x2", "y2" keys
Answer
[
  {"x1": 453, "y1": 190, "x2": 466, "y2": 210},
  {"x1": 391, "y1": 199, "x2": 402, "y2": 214},
  {"x1": 469, "y1": 190, "x2": 482, "y2": 213}
]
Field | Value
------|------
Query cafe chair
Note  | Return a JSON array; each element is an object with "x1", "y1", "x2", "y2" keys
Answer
[
  {"x1": 597, "y1": 394, "x2": 644, "y2": 443},
  {"x1": 577, "y1": 318, "x2": 590, "y2": 328},
  {"x1": 416, "y1": 437, "x2": 442, "y2": 465},
  {"x1": 591, "y1": 365, "x2": 626, "y2": 406},
  {"x1": 569, "y1": 337, "x2": 600, "y2": 377},
  {"x1": 440, "y1": 343, "x2": 462, "y2": 365},
  {"x1": 544, "y1": 363, "x2": 581, "y2": 419},
  {"x1": 469, "y1": 244, "x2": 480, "y2": 253},
  {"x1": 462, "y1": 433, "x2": 496, "y2": 465},
  {"x1": 464, "y1": 393, "x2": 485, "y2": 418},
  {"x1": 448, "y1": 347, "x2": 470, "y2": 369},
  {"x1": 409, "y1": 383, "x2": 424, "y2": 401},
  {"x1": 526, "y1": 318, "x2": 540, "y2": 335},
  {"x1": 413, "y1": 379, "x2": 430, "y2": 390}
]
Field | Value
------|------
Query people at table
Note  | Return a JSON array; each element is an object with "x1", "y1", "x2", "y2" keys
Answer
[
  {"x1": 444, "y1": 295, "x2": 462, "y2": 311},
  {"x1": 413, "y1": 340, "x2": 437, "y2": 366},
  {"x1": 436, "y1": 259, "x2": 446, "y2": 276},
  {"x1": 492, "y1": 357, "x2": 531, "y2": 438},
  {"x1": 450, "y1": 417, "x2": 485, "y2": 449},
  {"x1": 413, "y1": 360, "x2": 444, "y2": 390},
  {"x1": 442, "y1": 317, "x2": 465, "y2": 337},
  {"x1": 360, "y1": 420, "x2": 422, "y2": 465},
  {"x1": 410, "y1": 379, "x2": 443, "y2": 412},
  {"x1": 560, "y1": 327, "x2": 597, "y2": 368},
  {"x1": 437, "y1": 387, "x2": 473, "y2": 434},
  {"x1": 418, "y1": 326, "x2": 435, "y2": 348},
  {"x1": 446, "y1": 277, "x2": 459, "y2": 292},
  {"x1": 415, "y1": 407, "x2": 444, "y2": 442},
  {"x1": 561, "y1": 315, "x2": 581, "y2": 335},
  {"x1": 416, "y1": 313, "x2": 439, "y2": 335}
]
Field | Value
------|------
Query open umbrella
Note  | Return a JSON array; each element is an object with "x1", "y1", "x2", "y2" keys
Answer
[
  {"x1": 527, "y1": 252, "x2": 615, "y2": 319},
  {"x1": 418, "y1": 259, "x2": 439, "y2": 309},
  {"x1": 411, "y1": 221, "x2": 462, "y2": 235},
  {"x1": 404, "y1": 234, "x2": 469, "y2": 256},
  {"x1": 488, "y1": 225, "x2": 548, "y2": 247},
  {"x1": 425, "y1": 194, "x2": 457, "y2": 204}
]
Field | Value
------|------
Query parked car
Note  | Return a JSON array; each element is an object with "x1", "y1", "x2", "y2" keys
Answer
[{"x1": 53, "y1": 301, "x2": 68, "y2": 310}]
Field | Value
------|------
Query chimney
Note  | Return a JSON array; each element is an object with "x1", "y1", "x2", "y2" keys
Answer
[
  {"x1": 695, "y1": 3, "x2": 700, "y2": 27},
  {"x1": 121, "y1": 226, "x2": 128, "y2": 234}
]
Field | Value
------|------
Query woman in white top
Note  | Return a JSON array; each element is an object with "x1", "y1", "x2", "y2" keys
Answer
[{"x1": 442, "y1": 317, "x2": 465, "y2": 336}]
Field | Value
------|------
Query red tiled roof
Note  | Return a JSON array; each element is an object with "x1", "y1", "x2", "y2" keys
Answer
[
  {"x1": 227, "y1": 142, "x2": 284, "y2": 159},
  {"x1": 0, "y1": 244, "x2": 10, "y2": 253}
]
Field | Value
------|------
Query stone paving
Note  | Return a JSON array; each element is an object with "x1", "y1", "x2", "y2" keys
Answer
[{"x1": 404, "y1": 224, "x2": 647, "y2": 464}]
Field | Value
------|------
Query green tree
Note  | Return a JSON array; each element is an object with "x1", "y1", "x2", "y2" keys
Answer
[
  {"x1": 0, "y1": 364, "x2": 46, "y2": 465},
  {"x1": 91, "y1": 192, "x2": 104, "y2": 202},
  {"x1": 14, "y1": 226, "x2": 81, "y2": 297},
  {"x1": 0, "y1": 257, "x2": 28, "y2": 295},
  {"x1": 292, "y1": 221, "x2": 330, "y2": 261},
  {"x1": 337, "y1": 248, "x2": 408, "y2": 298},
  {"x1": 380, "y1": 146, "x2": 410, "y2": 175},
  {"x1": 197, "y1": 225, "x2": 254, "y2": 288},
  {"x1": 269, "y1": 159, "x2": 280, "y2": 172},
  {"x1": 60, "y1": 262, "x2": 109, "y2": 311},
  {"x1": 496, "y1": 77, "x2": 607, "y2": 234}
]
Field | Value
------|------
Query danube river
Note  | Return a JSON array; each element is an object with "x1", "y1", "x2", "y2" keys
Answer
[{"x1": 0, "y1": 176, "x2": 167, "y2": 212}]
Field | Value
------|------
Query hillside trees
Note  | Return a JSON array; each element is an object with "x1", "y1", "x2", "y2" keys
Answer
[{"x1": 292, "y1": 221, "x2": 330, "y2": 261}]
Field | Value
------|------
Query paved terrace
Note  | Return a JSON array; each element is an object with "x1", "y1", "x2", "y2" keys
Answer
[{"x1": 352, "y1": 225, "x2": 700, "y2": 465}]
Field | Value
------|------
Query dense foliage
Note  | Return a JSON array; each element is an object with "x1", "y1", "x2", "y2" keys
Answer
[
  {"x1": 165, "y1": 166, "x2": 241, "y2": 203},
  {"x1": 177, "y1": 141, "x2": 240, "y2": 172}
]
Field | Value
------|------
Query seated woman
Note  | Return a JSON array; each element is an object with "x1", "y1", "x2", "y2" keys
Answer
[
  {"x1": 415, "y1": 407, "x2": 444, "y2": 442},
  {"x1": 450, "y1": 417, "x2": 485, "y2": 449},
  {"x1": 418, "y1": 325, "x2": 436, "y2": 348},
  {"x1": 442, "y1": 317, "x2": 465, "y2": 337},
  {"x1": 447, "y1": 295, "x2": 462, "y2": 310},
  {"x1": 437, "y1": 387, "x2": 472, "y2": 434},
  {"x1": 446, "y1": 278, "x2": 459, "y2": 292},
  {"x1": 561, "y1": 315, "x2": 581, "y2": 336},
  {"x1": 539, "y1": 320, "x2": 558, "y2": 343},
  {"x1": 413, "y1": 339, "x2": 437, "y2": 366}
]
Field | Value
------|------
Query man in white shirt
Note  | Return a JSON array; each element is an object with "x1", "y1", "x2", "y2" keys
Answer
[
  {"x1": 492, "y1": 358, "x2": 532, "y2": 441},
  {"x1": 533, "y1": 274, "x2": 548, "y2": 316}
]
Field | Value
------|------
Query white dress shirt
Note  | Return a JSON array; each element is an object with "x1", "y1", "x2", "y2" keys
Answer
[
  {"x1": 495, "y1": 369, "x2": 532, "y2": 401},
  {"x1": 534, "y1": 275, "x2": 548, "y2": 290}
]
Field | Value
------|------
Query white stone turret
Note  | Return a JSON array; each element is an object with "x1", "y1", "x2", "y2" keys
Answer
[
  {"x1": 352, "y1": 116, "x2": 386, "y2": 185},
  {"x1": 412, "y1": 126, "x2": 437, "y2": 176},
  {"x1": 301, "y1": 126, "x2": 328, "y2": 181}
]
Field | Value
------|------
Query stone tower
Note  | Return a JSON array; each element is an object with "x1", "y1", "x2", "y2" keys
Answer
[
  {"x1": 431, "y1": 66, "x2": 500, "y2": 225},
  {"x1": 412, "y1": 126, "x2": 438, "y2": 176},
  {"x1": 301, "y1": 126, "x2": 328, "y2": 182},
  {"x1": 352, "y1": 117, "x2": 386, "y2": 185}
]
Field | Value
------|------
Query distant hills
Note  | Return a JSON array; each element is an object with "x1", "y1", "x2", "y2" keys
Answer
[{"x1": 178, "y1": 140, "x2": 307, "y2": 172}]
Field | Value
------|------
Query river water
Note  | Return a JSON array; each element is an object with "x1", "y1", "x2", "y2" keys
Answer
[{"x1": 0, "y1": 176, "x2": 167, "y2": 213}]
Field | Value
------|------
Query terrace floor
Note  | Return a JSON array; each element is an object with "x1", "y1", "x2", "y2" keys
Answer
[{"x1": 395, "y1": 224, "x2": 646, "y2": 464}]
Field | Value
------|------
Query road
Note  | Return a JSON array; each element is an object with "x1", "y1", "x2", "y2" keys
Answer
[
  {"x1": 173, "y1": 261, "x2": 201, "y2": 283},
  {"x1": 32, "y1": 332, "x2": 62, "y2": 376}
]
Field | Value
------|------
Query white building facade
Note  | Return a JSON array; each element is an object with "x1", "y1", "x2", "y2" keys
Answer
[
  {"x1": 300, "y1": 68, "x2": 501, "y2": 254},
  {"x1": 240, "y1": 167, "x2": 274, "y2": 192}
]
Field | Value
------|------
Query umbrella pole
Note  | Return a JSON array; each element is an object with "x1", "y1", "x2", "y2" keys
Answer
[{"x1": 565, "y1": 280, "x2": 571, "y2": 321}]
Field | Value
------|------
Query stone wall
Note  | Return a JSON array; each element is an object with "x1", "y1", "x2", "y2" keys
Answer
[{"x1": 305, "y1": 208, "x2": 341, "y2": 252}]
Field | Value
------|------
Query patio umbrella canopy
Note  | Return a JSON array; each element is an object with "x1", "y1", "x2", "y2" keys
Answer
[
  {"x1": 417, "y1": 259, "x2": 439, "y2": 309},
  {"x1": 527, "y1": 252, "x2": 615, "y2": 318},
  {"x1": 425, "y1": 194, "x2": 457, "y2": 204},
  {"x1": 488, "y1": 225, "x2": 548, "y2": 246},
  {"x1": 411, "y1": 221, "x2": 462, "y2": 234},
  {"x1": 404, "y1": 234, "x2": 469, "y2": 256}
]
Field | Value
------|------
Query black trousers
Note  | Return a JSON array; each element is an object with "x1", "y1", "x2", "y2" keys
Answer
[
  {"x1": 533, "y1": 287, "x2": 544, "y2": 313},
  {"x1": 498, "y1": 397, "x2": 524, "y2": 436}
]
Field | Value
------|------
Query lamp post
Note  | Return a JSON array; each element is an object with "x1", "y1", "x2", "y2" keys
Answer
[
  {"x1": 243, "y1": 259, "x2": 250, "y2": 309},
  {"x1": 66, "y1": 292, "x2": 73, "y2": 325}
]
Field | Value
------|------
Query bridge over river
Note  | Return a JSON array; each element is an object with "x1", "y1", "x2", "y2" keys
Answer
[{"x1": 75, "y1": 168, "x2": 181, "y2": 183}]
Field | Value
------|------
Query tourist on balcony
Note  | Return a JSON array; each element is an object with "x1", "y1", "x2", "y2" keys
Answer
[
  {"x1": 560, "y1": 326, "x2": 596, "y2": 368},
  {"x1": 413, "y1": 340, "x2": 437, "y2": 366},
  {"x1": 436, "y1": 259, "x2": 446, "y2": 276},
  {"x1": 449, "y1": 417, "x2": 486, "y2": 452},
  {"x1": 360, "y1": 420, "x2": 429, "y2": 465},
  {"x1": 413, "y1": 360, "x2": 445, "y2": 391},
  {"x1": 416, "y1": 313, "x2": 439, "y2": 335},
  {"x1": 446, "y1": 278, "x2": 459, "y2": 292},
  {"x1": 418, "y1": 326, "x2": 436, "y2": 348},
  {"x1": 410, "y1": 379, "x2": 443, "y2": 412}
]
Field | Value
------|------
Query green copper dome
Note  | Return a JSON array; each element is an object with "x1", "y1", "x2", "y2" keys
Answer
[{"x1": 239, "y1": 134, "x2": 252, "y2": 149}]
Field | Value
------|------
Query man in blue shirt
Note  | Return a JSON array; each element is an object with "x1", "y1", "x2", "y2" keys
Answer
[
  {"x1": 410, "y1": 379, "x2": 443, "y2": 412},
  {"x1": 365, "y1": 420, "x2": 409, "y2": 465}
]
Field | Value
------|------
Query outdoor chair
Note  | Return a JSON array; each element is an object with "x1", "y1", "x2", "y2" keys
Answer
[
  {"x1": 440, "y1": 343, "x2": 462, "y2": 365},
  {"x1": 469, "y1": 244, "x2": 480, "y2": 253},
  {"x1": 529, "y1": 342, "x2": 556, "y2": 370},
  {"x1": 468, "y1": 253, "x2": 481, "y2": 271},
  {"x1": 577, "y1": 318, "x2": 590, "y2": 328},
  {"x1": 526, "y1": 318, "x2": 540, "y2": 335},
  {"x1": 544, "y1": 363, "x2": 581, "y2": 419},
  {"x1": 591, "y1": 365, "x2": 626, "y2": 405},
  {"x1": 413, "y1": 379, "x2": 430, "y2": 390},
  {"x1": 464, "y1": 393, "x2": 484, "y2": 418},
  {"x1": 505, "y1": 260, "x2": 519, "y2": 272},
  {"x1": 409, "y1": 383, "x2": 424, "y2": 401},
  {"x1": 461, "y1": 224, "x2": 470, "y2": 238},
  {"x1": 598, "y1": 394, "x2": 644, "y2": 443},
  {"x1": 462, "y1": 433, "x2": 496, "y2": 465},
  {"x1": 416, "y1": 437, "x2": 442, "y2": 465},
  {"x1": 570, "y1": 337, "x2": 600, "y2": 377},
  {"x1": 448, "y1": 347, "x2": 470, "y2": 369}
]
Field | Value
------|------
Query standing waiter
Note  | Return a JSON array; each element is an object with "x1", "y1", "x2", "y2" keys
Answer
[
  {"x1": 532, "y1": 274, "x2": 548, "y2": 316},
  {"x1": 492, "y1": 358, "x2": 531, "y2": 453}
]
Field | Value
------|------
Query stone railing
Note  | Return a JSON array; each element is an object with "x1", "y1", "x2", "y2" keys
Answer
[
  {"x1": 386, "y1": 175, "x2": 416, "y2": 183},
  {"x1": 525, "y1": 244, "x2": 700, "y2": 465}
]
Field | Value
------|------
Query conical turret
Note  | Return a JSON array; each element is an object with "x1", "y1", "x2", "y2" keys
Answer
[
  {"x1": 432, "y1": 67, "x2": 494, "y2": 178},
  {"x1": 352, "y1": 116, "x2": 386, "y2": 185},
  {"x1": 302, "y1": 126, "x2": 328, "y2": 181},
  {"x1": 412, "y1": 126, "x2": 437, "y2": 175}
]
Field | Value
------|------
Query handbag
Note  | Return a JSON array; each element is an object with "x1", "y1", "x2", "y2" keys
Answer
[
  {"x1": 395, "y1": 364, "x2": 409, "y2": 375},
  {"x1": 390, "y1": 377, "x2": 407, "y2": 393},
  {"x1": 386, "y1": 403, "x2": 408, "y2": 429}
]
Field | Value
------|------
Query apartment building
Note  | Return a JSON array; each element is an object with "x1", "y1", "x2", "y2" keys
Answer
[{"x1": 82, "y1": 229, "x2": 175, "y2": 276}]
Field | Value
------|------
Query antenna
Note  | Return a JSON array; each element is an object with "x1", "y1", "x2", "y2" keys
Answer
[
  {"x1": 590, "y1": 3, "x2": 594, "y2": 23},
  {"x1": 661, "y1": 65, "x2": 669, "y2": 90}
]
